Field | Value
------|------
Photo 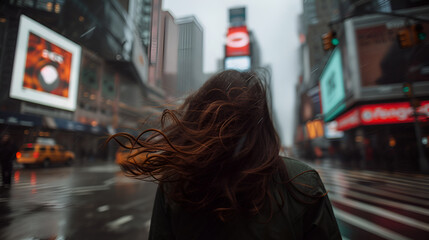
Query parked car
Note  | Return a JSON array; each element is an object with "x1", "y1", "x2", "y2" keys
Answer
[{"x1": 16, "y1": 143, "x2": 75, "y2": 167}]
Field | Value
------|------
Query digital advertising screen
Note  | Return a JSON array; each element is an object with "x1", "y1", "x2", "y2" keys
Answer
[
  {"x1": 10, "y1": 15, "x2": 81, "y2": 111},
  {"x1": 356, "y1": 23, "x2": 429, "y2": 87},
  {"x1": 225, "y1": 26, "x2": 250, "y2": 57},
  {"x1": 320, "y1": 48, "x2": 346, "y2": 122},
  {"x1": 224, "y1": 56, "x2": 251, "y2": 71}
]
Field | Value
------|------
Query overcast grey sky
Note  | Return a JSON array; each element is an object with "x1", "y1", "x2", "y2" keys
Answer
[{"x1": 162, "y1": 0, "x2": 302, "y2": 146}]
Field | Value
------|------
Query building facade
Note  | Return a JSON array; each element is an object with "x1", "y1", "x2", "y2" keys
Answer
[
  {"x1": 159, "y1": 11, "x2": 179, "y2": 100},
  {"x1": 176, "y1": 16, "x2": 204, "y2": 98},
  {"x1": 0, "y1": 0, "x2": 165, "y2": 162},
  {"x1": 294, "y1": 0, "x2": 429, "y2": 171}
]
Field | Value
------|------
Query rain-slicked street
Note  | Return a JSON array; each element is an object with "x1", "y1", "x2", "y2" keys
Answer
[
  {"x1": 1, "y1": 160, "x2": 429, "y2": 240},
  {"x1": 0, "y1": 162, "x2": 157, "y2": 240},
  {"x1": 311, "y1": 161, "x2": 429, "y2": 240}
]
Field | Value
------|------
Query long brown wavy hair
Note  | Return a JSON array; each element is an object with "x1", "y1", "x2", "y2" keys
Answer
[{"x1": 109, "y1": 70, "x2": 288, "y2": 220}]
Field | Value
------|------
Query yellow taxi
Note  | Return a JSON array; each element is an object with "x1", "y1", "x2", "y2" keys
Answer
[{"x1": 16, "y1": 143, "x2": 75, "y2": 167}]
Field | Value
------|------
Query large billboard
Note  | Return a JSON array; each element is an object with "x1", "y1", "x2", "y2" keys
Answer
[
  {"x1": 356, "y1": 22, "x2": 429, "y2": 87},
  {"x1": 320, "y1": 48, "x2": 346, "y2": 122},
  {"x1": 225, "y1": 26, "x2": 250, "y2": 57},
  {"x1": 10, "y1": 15, "x2": 81, "y2": 111}
]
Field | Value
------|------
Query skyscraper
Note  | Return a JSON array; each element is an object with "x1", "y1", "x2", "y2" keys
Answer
[{"x1": 176, "y1": 16, "x2": 204, "y2": 98}]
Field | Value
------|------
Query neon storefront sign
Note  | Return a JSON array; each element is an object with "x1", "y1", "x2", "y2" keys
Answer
[{"x1": 336, "y1": 101, "x2": 429, "y2": 131}]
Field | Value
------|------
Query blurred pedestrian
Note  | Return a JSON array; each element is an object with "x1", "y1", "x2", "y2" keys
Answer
[
  {"x1": 110, "y1": 70, "x2": 341, "y2": 239},
  {"x1": 0, "y1": 133, "x2": 17, "y2": 189}
]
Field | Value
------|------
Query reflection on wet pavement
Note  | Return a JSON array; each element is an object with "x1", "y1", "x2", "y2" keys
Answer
[{"x1": 0, "y1": 162, "x2": 157, "y2": 240}]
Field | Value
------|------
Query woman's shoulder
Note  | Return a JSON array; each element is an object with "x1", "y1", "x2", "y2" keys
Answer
[
  {"x1": 282, "y1": 157, "x2": 314, "y2": 176},
  {"x1": 280, "y1": 157, "x2": 327, "y2": 199}
]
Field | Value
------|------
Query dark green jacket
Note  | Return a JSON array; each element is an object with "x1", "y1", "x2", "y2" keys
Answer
[{"x1": 149, "y1": 157, "x2": 341, "y2": 240}]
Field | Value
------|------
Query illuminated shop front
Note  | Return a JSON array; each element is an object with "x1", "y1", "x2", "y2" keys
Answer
[{"x1": 335, "y1": 101, "x2": 429, "y2": 171}]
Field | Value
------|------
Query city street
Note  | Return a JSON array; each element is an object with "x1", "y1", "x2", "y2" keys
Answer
[
  {"x1": 1, "y1": 159, "x2": 428, "y2": 239},
  {"x1": 0, "y1": 162, "x2": 157, "y2": 240},
  {"x1": 310, "y1": 160, "x2": 429, "y2": 240}
]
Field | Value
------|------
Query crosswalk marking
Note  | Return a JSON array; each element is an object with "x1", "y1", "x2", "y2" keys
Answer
[
  {"x1": 316, "y1": 166, "x2": 429, "y2": 190},
  {"x1": 322, "y1": 176, "x2": 429, "y2": 206},
  {"x1": 310, "y1": 163, "x2": 429, "y2": 239},
  {"x1": 343, "y1": 173, "x2": 429, "y2": 191},
  {"x1": 323, "y1": 178, "x2": 429, "y2": 207},
  {"x1": 354, "y1": 171, "x2": 429, "y2": 186},
  {"x1": 329, "y1": 187, "x2": 429, "y2": 216},
  {"x1": 317, "y1": 167, "x2": 429, "y2": 188},
  {"x1": 330, "y1": 194, "x2": 429, "y2": 231},
  {"x1": 378, "y1": 184, "x2": 429, "y2": 199},
  {"x1": 333, "y1": 208, "x2": 412, "y2": 240}
]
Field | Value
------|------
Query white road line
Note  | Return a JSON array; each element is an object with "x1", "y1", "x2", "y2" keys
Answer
[
  {"x1": 329, "y1": 187, "x2": 429, "y2": 216},
  {"x1": 106, "y1": 215, "x2": 134, "y2": 230},
  {"x1": 330, "y1": 194, "x2": 429, "y2": 232},
  {"x1": 374, "y1": 171, "x2": 429, "y2": 183},
  {"x1": 320, "y1": 171, "x2": 429, "y2": 199},
  {"x1": 97, "y1": 205, "x2": 110, "y2": 212},
  {"x1": 323, "y1": 179, "x2": 429, "y2": 207},
  {"x1": 357, "y1": 171, "x2": 429, "y2": 186},
  {"x1": 344, "y1": 174, "x2": 429, "y2": 191},
  {"x1": 322, "y1": 173, "x2": 429, "y2": 202},
  {"x1": 103, "y1": 177, "x2": 117, "y2": 186},
  {"x1": 378, "y1": 184, "x2": 429, "y2": 199},
  {"x1": 333, "y1": 208, "x2": 411, "y2": 240},
  {"x1": 316, "y1": 166, "x2": 429, "y2": 188},
  {"x1": 144, "y1": 219, "x2": 151, "y2": 230}
]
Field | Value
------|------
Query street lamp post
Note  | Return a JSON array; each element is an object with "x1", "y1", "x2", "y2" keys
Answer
[
  {"x1": 403, "y1": 82, "x2": 429, "y2": 172},
  {"x1": 411, "y1": 106, "x2": 429, "y2": 172}
]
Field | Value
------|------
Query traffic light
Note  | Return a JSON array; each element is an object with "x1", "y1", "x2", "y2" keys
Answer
[
  {"x1": 397, "y1": 24, "x2": 426, "y2": 48},
  {"x1": 402, "y1": 82, "x2": 413, "y2": 98},
  {"x1": 397, "y1": 29, "x2": 413, "y2": 48},
  {"x1": 413, "y1": 24, "x2": 426, "y2": 42},
  {"x1": 321, "y1": 31, "x2": 338, "y2": 51},
  {"x1": 331, "y1": 31, "x2": 339, "y2": 46}
]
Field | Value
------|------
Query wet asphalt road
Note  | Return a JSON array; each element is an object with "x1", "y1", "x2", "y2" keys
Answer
[
  {"x1": 1, "y1": 159, "x2": 429, "y2": 239},
  {"x1": 0, "y1": 161, "x2": 157, "y2": 240}
]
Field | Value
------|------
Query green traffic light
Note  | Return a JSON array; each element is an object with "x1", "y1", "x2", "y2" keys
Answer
[
  {"x1": 331, "y1": 38, "x2": 339, "y2": 46},
  {"x1": 418, "y1": 32, "x2": 426, "y2": 40},
  {"x1": 403, "y1": 86, "x2": 410, "y2": 93}
]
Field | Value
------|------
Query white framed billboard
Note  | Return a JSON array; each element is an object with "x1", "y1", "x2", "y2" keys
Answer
[{"x1": 10, "y1": 15, "x2": 81, "y2": 111}]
